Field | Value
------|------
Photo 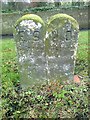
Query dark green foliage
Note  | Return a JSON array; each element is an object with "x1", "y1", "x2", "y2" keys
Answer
[
  {"x1": 1, "y1": 3, "x2": 89, "y2": 13},
  {"x1": 24, "y1": 6, "x2": 55, "y2": 13},
  {"x1": 36, "y1": 2, "x2": 47, "y2": 7},
  {"x1": 2, "y1": 80, "x2": 89, "y2": 119},
  {"x1": 55, "y1": 2, "x2": 61, "y2": 7}
]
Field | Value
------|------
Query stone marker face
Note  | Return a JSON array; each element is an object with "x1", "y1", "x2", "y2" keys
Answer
[
  {"x1": 14, "y1": 14, "x2": 46, "y2": 88},
  {"x1": 14, "y1": 14, "x2": 79, "y2": 88},
  {"x1": 46, "y1": 14, "x2": 79, "y2": 82}
]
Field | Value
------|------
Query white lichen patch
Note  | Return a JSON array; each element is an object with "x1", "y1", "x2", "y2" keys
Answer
[
  {"x1": 20, "y1": 20, "x2": 42, "y2": 30},
  {"x1": 19, "y1": 20, "x2": 42, "y2": 35}
]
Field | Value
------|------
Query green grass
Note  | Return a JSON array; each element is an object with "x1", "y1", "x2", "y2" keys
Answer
[
  {"x1": 75, "y1": 30, "x2": 88, "y2": 76},
  {"x1": 77, "y1": 30, "x2": 88, "y2": 61},
  {"x1": 0, "y1": 30, "x2": 89, "y2": 119},
  {"x1": 1, "y1": 38, "x2": 19, "y2": 87}
]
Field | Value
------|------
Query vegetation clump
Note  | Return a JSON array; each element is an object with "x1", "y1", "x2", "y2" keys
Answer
[{"x1": 2, "y1": 80, "x2": 89, "y2": 119}]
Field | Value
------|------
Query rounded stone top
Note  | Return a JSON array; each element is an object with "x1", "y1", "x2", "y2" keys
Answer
[
  {"x1": 47, "y1": 13, "x2": 79, "y2": 30},
  {"x1": 15, "y1": 14, "x2": 45, "y2": 27}
]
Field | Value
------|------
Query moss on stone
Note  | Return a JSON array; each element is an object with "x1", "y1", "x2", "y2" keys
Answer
[
  {"x1": 47, "y1": 14, "x2": 79, "y2": 30},
  {"x1": 15, "y1": 14, "x2": 45, "y2": 27}
]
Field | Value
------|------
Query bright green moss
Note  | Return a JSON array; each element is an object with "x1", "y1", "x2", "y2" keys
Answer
[
  {"x1": 47, "y1": 14, "x2": 79, "y2": 30},
  {"x1": 15, "y1": 14, "x2": 45, "y2": 27}
]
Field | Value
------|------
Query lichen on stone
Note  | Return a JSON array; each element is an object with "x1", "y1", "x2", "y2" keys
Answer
[
  {"x1": 15, "y1": 14, "x2": 45, "y2": 27},
  {"x1": 47, "y1": 14, "x2": 79, "y2": 31}
]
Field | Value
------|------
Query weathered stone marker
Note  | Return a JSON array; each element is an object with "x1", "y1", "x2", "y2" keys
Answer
[
  {"x1": 14, "y1": 14, "x2": 46, "y2": 88},
  {"x1": 46, "y1": 14, "x2": 79, "y2": 83},
  {"x1": 14, "y1": 14, "x2": 79, "y2": 88}
]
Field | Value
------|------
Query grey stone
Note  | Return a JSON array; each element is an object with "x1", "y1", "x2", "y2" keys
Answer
[{"x1": 14, "y1": 13, "x2": 79, "y2": 88}]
